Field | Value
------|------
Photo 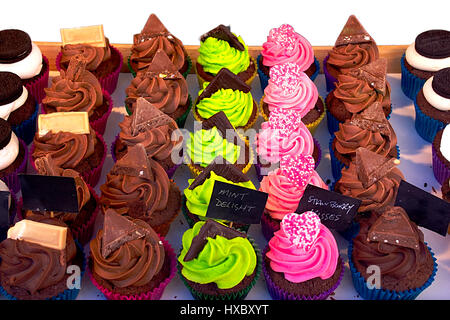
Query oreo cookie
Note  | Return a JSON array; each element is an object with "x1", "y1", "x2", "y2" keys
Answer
[
  {"x1": 0, "y1": 29, "x2": 32, "y2": 63},
  {"x1": 415, "y1": 29, "x2": 450, "y2": 59},
  {"x1": 0, "y1": 118, "x2": 12, "y2": 150},
  {"x1": 432, "y1": 67, "x2": 450, "y2": 99},
  {"x1": 0, "y1": 72, "x2": 23, "y2": 106}
]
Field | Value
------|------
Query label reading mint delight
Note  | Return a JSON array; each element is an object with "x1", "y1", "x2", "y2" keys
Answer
[
  {"x1": 206, "y1": 180, "x2": 268, "y2": 224},
  {"x1": 296, "y1": 184, "x2": 361, "y2": 231}
]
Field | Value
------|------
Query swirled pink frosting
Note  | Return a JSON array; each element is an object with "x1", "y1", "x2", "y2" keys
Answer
[
  {"x1": 263, "y1": 63, "x2": 318, "y2": 117},
  {"x1": 261, "y1": 24, "x2": 314, "y2": 71},
  {"x1": 266, "y1": 212, "x2": 339, "y2": 283},
  {"x1": 259, "y1": 169, "x2": 328, "y2": 220}
]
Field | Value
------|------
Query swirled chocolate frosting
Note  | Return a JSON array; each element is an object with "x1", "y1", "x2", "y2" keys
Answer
[{"x1": 60, "y1": 37, "x2": 112, "y2": 71}]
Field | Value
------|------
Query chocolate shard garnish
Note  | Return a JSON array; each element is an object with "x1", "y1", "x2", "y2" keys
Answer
[
  {"x1": 111, "y1": 143, "x2": 154, "y2": 180},
  {"x1": 349, "y1": 58, "x2": 387, "y2": 95},
  {"x1": 415, "y1": 29, "x2": 450, "y2": 59},
  {"x1": 350, "y1": 102, "x2": 392, "y2": 136},
  {"x1": 34, "y1": 154, "x2": 60, "y2": 176},
  {"x1": 65, "y1": 54, "x2": 88, "y2": 82},
  {"x1": 143, "y1": 49, "x2": 182, "y2": 79},
  {"x1": 432, "y1": 67, "x2": 450, "y2": 99},
  {"x1": 200, "y1": 24, "x2": 245, "y2": 51},
  {"x1": 367, "y1": 206, "x2": 420, "y2": 250},
  {"x1": 141, "y1": 13, "x2": 169, "y2": 35},
  {"x1": 131, "y1": 98, "x2": 177, "y2": 136},
  {"x1": 197, "y1": 68, "x2": 250, "y2": 102},
  {"x1": 101, "y1": 208, "x2": 148, "y2": 258},
  {"x1": 188, "y1": 156, "x2": 250, "y2": 190},
  {"x1": 355, "y1": 147, "x2": 400, "y2": 188},
  {"x1": 201, "y1": 111, "x2": 238, "y2": 141},
  {"x1": 335, "y1": 15, "x2": 374, "y2": 47},
  {"x1": 183, "y1": 219, "x2": 246, "y2": 262}
]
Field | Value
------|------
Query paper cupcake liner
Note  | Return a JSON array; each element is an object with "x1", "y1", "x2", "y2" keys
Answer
[
  {"x1": 88, "y1": 236, "x2": 177, "y2": 300},
  {"x1": 413, "y1": 95, "x2": 446, "y2": 143},
  {"x1": 432, "y1": 141, "x2": 450, "y2": 185},
  {"x1": 56, "y1": 45, "x2": 123, "y2": 95},
  {"x1": 262, "y1": 245, "x2": 344, "y2": 300},
  {"x1": 310, "y1": 56, "x2": 321, "y2": 82},
  {"x1": 0, "y1": 240, "x2": 85, "y2": 300},
  {"x1": 24, "y1": 55, "x2": 50, "y2": 104},
  {"x1": 128, "y1": 54, "x2": 192, "y2": 80},
  {"x1": 323, "y1": 55, "x2": 337, "y2": 92},
  {"x1": 176, "y1": 95, "x2": 192, "y2": 128},
  {"x1": 401, "y1": 54, "x2": 427, "y2": 101},
  {"x1": 1, "y1": 138, "x2": 28, "y2": 194},
  {"x1": 11, "y1": 101, "x2": 39, "y2": 145},
  {"x1": 177, "y1": 238, "x2": 261, "y2": 300},
  {"x1": 348, "y1": 241, "x2": 437, "y2": 300},
  {"x1": 30, "y1": 130, "x2": 106, "y2": 188},
  {"x1": 260, "y1": 211, "x2": 280, "y2": 242}
]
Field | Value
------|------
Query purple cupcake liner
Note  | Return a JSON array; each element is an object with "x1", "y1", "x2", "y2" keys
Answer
[
  {"x1": 260, "y1": 212, "x2": 279, "y2": 242},
  {"x1": 323, "y1": 55, "x2": 337, "y2": 92},
  {"x1": 262, "y1": 245, "x2": 344, "y2": 300},
  {"x1": 414, "y1": 94, "x2": 446, "y2": 143},
  {"x1": 11, "y1": 101, "x2": 39, "y2": 145},
  {"x1": 432, "y1": 140, "x2": 450, "y2": 185},
  {"x1": 24, "y1": 55, "x2": 50, "y2": 104},
  {"x1": 1, "y1": 138, "x2": 28, "y2": 194},
  {"x1": 401, "y1": 54, "x2": 428, "y2": 101}
]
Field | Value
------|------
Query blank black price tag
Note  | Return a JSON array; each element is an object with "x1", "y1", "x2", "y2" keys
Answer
[{"x1": 206, "y1": 180, "x2": 268, "y2": 224}]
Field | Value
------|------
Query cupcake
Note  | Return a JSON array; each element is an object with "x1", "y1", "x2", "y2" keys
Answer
[
  {"x1": 196, "y1": 24, "x2": 257, "y2": 86},
  {"x1": 193, "y1": 68, "x2": 258, "y2": 130},
  {"x1": 88, "y1": 208, "x2": 176, "y2": 300},
  {"x1": 401, "y1": 29, "x2": 450, "y2": 100},
  {"x1": 100, "y1": 144, "x2": 181, "y2": 236},
  {"x1": 258, "y1": 24, "x2": 319, "y2": 91},
  {"x1": 113, "y1": 97, "x2": 183, "y2": 178},
  {"x1": 0, "y1": 29, "x2": 49, "y2": 103},
  {"x1": 414, "y1": 67, "x2": 450, "y2": 143},
  {"x1": 20, "y1": 154, "x2": 99, "y2": 245},
  {"x1": 0, "y1": 118, "x2": 27, "y2": 193},
  {"x1": 260, "y1": 63, "x2": 325, "y2": 134},
  {"x1": 0, "y1": 71, "x2": 38, "y2": 144},
  {"x1": 255, "y1": 107, "x2": 321, "y2": 179},
  {"x1": 31, "y1": 112, "x2": 106, "y2": 187},
  {"x1": 129, "y1": 13, "x2": 191, "y2": 78},
  {"x1": 0, "y1": 216, "x2": 85, "y2": 300},
  {"x1": 432, "y1": 125, "x2": 450, "y2": 184},
  {"x1": 42, "y1": 54, "x2": 113, "y2": 135},
  {"x1": 177, "y1": 219, "x2": 260, "y2": 300},
  {"x1": 325, "y1": 58, "x2": 391, "y2": 134},
  {"x1": 324, "y1": 15, "x2": 379, "y2": 92},
  {"x1": 182, "y1": 159, "x2": 256, "y2": 232},
  {"x1": 349, "y1": 206, "x2": 437, "y2": 300},
  {"x1": 259, "y1": 154, "x2": 328, "y2": 241},
  {"x1": 57, "y1": 25, "x2": 123, "y2": 94},
  {"x1": 263, "y1": 212, "x2": 344, "y2": 300},
  {"x1": 185, "y1": 111, "x2": 252, "y2": 176},
  {"x1": 125, "y1": 49, "x2": 191, "y2": 128},
  {"x1": 0, "y1": 179, "x2": 17, "y2": 241},
  {"x1": 330, "y1": 102, "x2": 399, "y2": 180}
]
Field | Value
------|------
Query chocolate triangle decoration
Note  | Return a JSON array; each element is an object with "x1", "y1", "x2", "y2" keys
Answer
[
  {"x1": 141, "y1": 13, "x2": 169, "y2": 35},
  {"x1": 197, "y1": 68, "x2": 250, "y2": 101},
  {"x1": 201, "y1": 111, "x2": 241, "y2": 144},
  {"x1": 367, "y1": 206, "x2": 420, "y2": 250},
  {"x1": 355, "y1": 147, "x2": 400, "y2": 188},
  {"x1": 183, "y1": 219, "x2": 246, "y2": 262},
  {"x1": 335, "y1": 15, "x2": 374, "y2": 47},
  {"x1": 111, "y1": 143, "x2": 154, "y2": 180},
  {"x1": 65, "y1": 54, "x2": 88, "y2": 82},
  {"x1": 143, "y1": 49, "x2": 182, "y2": 79},
  {"x1": 200, "y1": 24, "x2": 245, "y2": 51},
  {"x1": 350, "y1": 102, "x2": 391, "y2": 136},
  {"x1": 349, "y1": 58, "x2": 387, "y2": 95},
  {"x1": 131, "y1": 98, "x2": 177, "y2": 136},
  {"x1": 101, "y1": 208, "x2": 148, "y2": 258}
]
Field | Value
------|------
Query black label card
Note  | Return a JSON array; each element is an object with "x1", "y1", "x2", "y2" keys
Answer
[
  {"x1": 296, "y1": 184, "x2": 362, "y2": 231},
  {"x1": 206, "y1": 180, "x2": 268, "y2": 224},
  {"x1": 395, "y1": 180, "x2": 450, "y2": 236},
  {"x1": 19, "y1": 174, "x2": 79, "y2": 213},
  {"x1": 0, "y1": 191, "x2": 11, "y2": 228}
]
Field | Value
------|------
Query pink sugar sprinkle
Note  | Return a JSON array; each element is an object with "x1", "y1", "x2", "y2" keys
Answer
[
  {"x1": 281, "y1": 211, "x2": 321, "y2": 252},
  {"x1": 280, "y1": 154, "x2": 315, "y2": 189},
  {"x1": 268, "y1": 24, "x2": 297, "y2": 52},
  {"x1": 268, "y1": 108, "x2": 302, "y2": 137},
  {"x1": 269, "y1": 62, "x2": 303, "y2": 94}
]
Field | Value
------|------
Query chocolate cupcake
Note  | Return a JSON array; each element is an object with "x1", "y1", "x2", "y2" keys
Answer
[
  {"x1": 100, "y1": 144, "x2": 181, "y2": 236},
  {"x1": 129, "y1": 14, "x2": 191, "y2": 78},
  {"x1": 401, "y1": 29, "x2": 450, "y2": 100},
  {"x1": 0, "y1": 29, "x2": 49, "y2": 103},
  {"x1": 432, "y1": 125, "x2": 450, "y2": 184}
]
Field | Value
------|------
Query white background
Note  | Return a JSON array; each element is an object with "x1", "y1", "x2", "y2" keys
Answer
[{"x1": 1, "y1": 0, "x2": 449, "y2": 46}]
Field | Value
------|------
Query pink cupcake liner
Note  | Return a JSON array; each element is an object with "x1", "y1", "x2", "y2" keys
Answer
[
  {"x1": 29, "y1": 130, "x2": 107, "y2": 188},
  {"x1": 56, "y1": 45, "x2": 123, "y2": 95},
  {"x1": 24, "y1": 55, "x2": 50, "y2": 104},
  {"x1": 88, "y1": 236, "x2": 177, "y2": 300},
  {"x1": 1, "y1": 138, "x2": 28, "y2": 194},
  {"x1": 432, "y1": 142, "x2": 450, "y2": 185}
]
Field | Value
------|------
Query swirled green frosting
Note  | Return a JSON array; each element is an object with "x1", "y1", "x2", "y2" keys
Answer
[
  {"x1": 184, "y1": 171, "x2": 256, "y2": 217},
  {"x1": 197, "y1": 36, "x2": 250, "y2": 75},
  {"x1": 187, "y1": 127, "x2": 241, "y2": 167},
  {"x1": 197, "y1": 83, "x2": 254, "y2": 127},
  {"x1": 178, "y1": 221, "x2": 257, "y2": 289}
]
